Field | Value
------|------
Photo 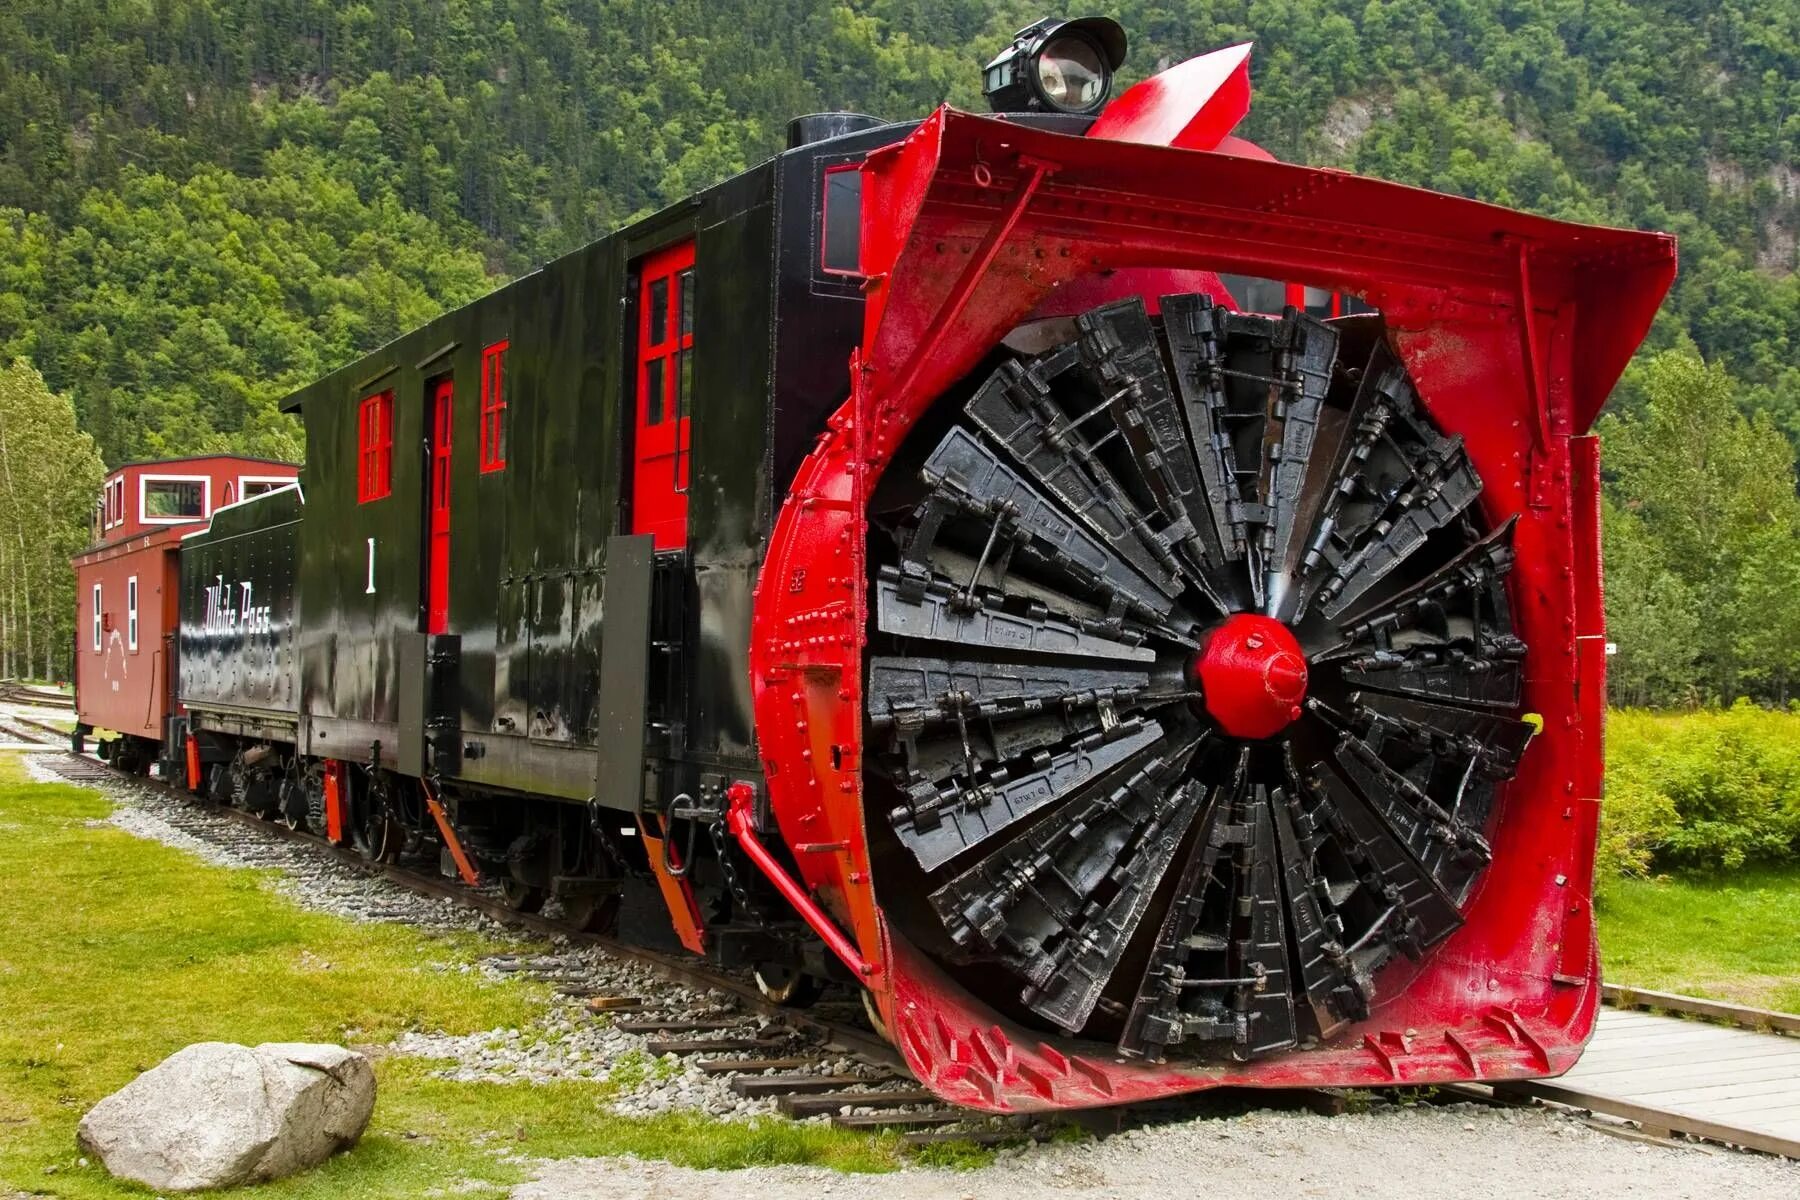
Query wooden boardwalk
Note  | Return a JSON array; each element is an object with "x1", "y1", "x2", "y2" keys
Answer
[{"x1": 1501, "y1": 1005, "x2": 1800, "y2": 1157}]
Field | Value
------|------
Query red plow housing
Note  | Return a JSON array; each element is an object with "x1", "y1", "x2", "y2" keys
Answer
[{"x1": 751, "y1": 104, "x2": 1675, "y2": 1111}]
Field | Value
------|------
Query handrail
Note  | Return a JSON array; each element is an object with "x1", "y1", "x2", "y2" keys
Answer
[
  {"x1": 420, "y1": 776, "x2": 481, "y2": 887},
  {"x1": 723, "y1": 782, "x2": 874, "y2": 978}
]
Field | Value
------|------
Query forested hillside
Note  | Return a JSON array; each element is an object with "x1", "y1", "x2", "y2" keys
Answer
[{"x1": 1, "y1": 1, "x2": 1797, "y2": 697}]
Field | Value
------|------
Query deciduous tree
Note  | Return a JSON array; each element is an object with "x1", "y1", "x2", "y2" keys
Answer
[{"x1": 0, "y1": 360, "x2": 104, "y2": 680}]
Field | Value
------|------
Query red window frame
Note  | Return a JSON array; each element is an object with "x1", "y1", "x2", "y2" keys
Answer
[
  {"x1": 638, "y1": 254, "x2": 694, "y2": 433},
  {"x1": 630, "y1": 240, "x2": 695, "y2": 549},
  {"x1": 357, "y1": 389, "x2": 394, "y2": 503},
  {"x1": 820, "y1": 163, "x2": 863, "y2": 276},
  {"x1": 480, "y1": 340, "x2": 509, "y2": 473},
  {"x1": 427, "y1": 379, "x2": 454, "y2": 634}
]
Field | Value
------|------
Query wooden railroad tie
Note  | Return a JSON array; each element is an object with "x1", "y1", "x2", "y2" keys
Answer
[
  {"x1": 693, "y1": 1056, "x2": 823, "y2": 1075},
  {"x1": 645, "y1": 1036, "x2": 787, "y2": 1055},
  {"x1": 831, "y1": 1110, "x2": 962, "y2": 1131},
  {"x1": 730, "y1": 1073, "x2": 893, "y2": 1099},
  {"x1": 777, "y1": 1088, "x2": 942, "y2": 1118},
  {"x1": 583, "y1": 995, "x2": 647, "y2": 1012},
  {"x1": 612, "y1": 1017, "x2": 750, "y2": 1034}
]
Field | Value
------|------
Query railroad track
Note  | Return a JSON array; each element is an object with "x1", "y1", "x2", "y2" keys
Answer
[
  {"x1": 0, "y1": 687, "x2": 77, "y2": 749},
  {"x1": 18, "y1": 734, "x2": 1800, "y2": 1157},
  {"x1": 2, "y1": 712, "x2": 73, "y2": 743},
  {"x1": 0, "y1": 681, "x2": 73, "y2": 709}
]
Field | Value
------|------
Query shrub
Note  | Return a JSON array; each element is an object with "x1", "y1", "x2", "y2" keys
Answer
[{"x1": 1601, "y1": 704, "x2": 1800, "y2": 877}]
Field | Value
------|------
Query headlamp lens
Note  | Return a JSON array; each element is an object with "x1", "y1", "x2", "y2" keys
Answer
[{"x1": 1034, "y1": 34, "x2": 1108, "y2": 111}]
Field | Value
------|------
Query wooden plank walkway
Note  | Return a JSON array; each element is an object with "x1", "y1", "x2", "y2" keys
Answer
[{"x1": 1500, "y1": 1006, "x2": 1800, "y2": 1158}]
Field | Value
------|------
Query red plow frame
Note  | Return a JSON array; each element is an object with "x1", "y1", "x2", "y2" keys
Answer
[{"x1": 750, "y1": 106, "x2": 1675, "y2": 1111}]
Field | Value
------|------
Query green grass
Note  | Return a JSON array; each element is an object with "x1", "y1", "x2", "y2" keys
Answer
[
  {"x1": 0, "y1": 757, "x2": 911, "y2": 1198},
  {"x1": 1598, "y1": 866, "x2": 1800, "y2": 1014}
]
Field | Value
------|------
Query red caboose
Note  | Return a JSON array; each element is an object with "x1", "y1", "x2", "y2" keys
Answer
[{"x1": 71, "y1": 456, "x2": 298, "y2": 769}]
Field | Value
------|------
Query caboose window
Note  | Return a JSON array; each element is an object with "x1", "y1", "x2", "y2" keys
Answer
[
  {"x1": 127, "y1": 576, "x2": 138, "y2": 651},
  {"x1": 140, "y1": 476, "x2": 209, "y2": 522},
  {"x1": 480, "y1": 340, "x2": 509, "y2": 473},
  {"x1": 358, "y1": 389, "x2": 394, "y2": 502},
  {"x1": 238, "y1": 475, "x2": 292, "y2": 500},
  {"x1": 822, "y1": 165, "x2": 862, "y2": 275},
  {"x1": 92, "y1": 584, "x2": 102, "y2": 653}
]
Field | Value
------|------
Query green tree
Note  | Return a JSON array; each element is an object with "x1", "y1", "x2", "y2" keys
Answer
[
  {"x1": 1599, "y1": 351, "x2": 1800, "y2": 705},
  {"x1": 0, "y1": 360, "x2": 104, "y2": 680},
  {"x1": 0, "y1": 149, "x2": 494, "y2": 465},
  {"x1": 1600, "y1": 495, "x2": 1702, "y2": 708}
]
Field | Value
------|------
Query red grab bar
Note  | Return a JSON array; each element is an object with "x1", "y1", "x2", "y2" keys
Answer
[{"x1": 724, "y1": 782, "x2": 874, "y2": 978}]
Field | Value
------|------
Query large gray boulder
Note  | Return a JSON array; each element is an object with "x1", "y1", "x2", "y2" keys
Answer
[{"x1": 77, "y1": 1041, "x2": 375, "y2": 1191}]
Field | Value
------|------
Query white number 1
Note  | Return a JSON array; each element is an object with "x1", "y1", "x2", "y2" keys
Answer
[{"x1": 366, "y1": 537, "x2": 377, "y2": 594}]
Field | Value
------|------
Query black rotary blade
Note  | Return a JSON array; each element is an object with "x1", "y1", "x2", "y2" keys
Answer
[{"x1": 868, "y1": 298, "x2": 1531, "y2": 1061}]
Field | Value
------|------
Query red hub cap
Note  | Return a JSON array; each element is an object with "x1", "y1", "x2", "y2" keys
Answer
[{"x1": 1193, "y1": 613, "x2": 1309, "y2": 740}]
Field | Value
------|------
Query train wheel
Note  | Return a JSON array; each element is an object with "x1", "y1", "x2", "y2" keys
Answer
[
  {"x1": 300, "y1": 763, "x2": 330, "y2": 837},
  {"x1": 351, "y1": 779, "x2": 404, "y2": 864},
  {"x1": 753, "y1": 963, "x2": 824, "y2": 1008},
  {"x1": 499, "y1": 877, "x2": 547, "y2": 913},
  {"x1": 114, "y1": 739, "x2": 149, "y2": 775},
  {"x1": 205, "y1": 762, "x2": 232, "y2": 806},
  {"x1": 863, "y1": 298, "x2": 1533, "y2": 1061},
  {"x1": 278, "y1": 774, "x2": 307, "y2": 831},
  {"x1": 559, "y1": 892, "x2": 620, "y2": 934},
  {"x1": 353, "y1": 811, "x2": 403, "y2": 863},
  {"x1": 860, "y1": 988, "x2": 891, "y2": 1042}
]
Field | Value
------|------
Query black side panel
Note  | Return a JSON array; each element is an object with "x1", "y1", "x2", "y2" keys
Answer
[
  {"x1": 398, "y1": 631, "x2": 426, "y2": 773},
  {"x1": 687, "y1": 202, "x2": 775, "y2": 767},
  {"x1": 593, "y1": 534, "x2": 655, "y2": 813},
  {"x1": 178, "y1": 488, "x2": 302, "y2": 719},
  {"x1": 396, "y1": 632, "x2": 461, "y2": 777}
]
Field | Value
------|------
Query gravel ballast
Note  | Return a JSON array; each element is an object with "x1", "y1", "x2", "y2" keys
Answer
[{"x1": 516, "y1": 1104, "x2": 1800, "y2": 1200}]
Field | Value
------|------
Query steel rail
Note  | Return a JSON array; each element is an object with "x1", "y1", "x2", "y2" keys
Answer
[
  {"x1": 1488, "y1": 1079, "x2": 1800, "y2": 1160},
  {"x1": 1600, "y1": 984, "x2": 1800, "y2": 1036}
]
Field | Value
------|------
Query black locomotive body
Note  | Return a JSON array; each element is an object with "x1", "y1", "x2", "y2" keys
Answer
[{"x1": 182, "y1": 117, "x2": 905, "y2": 958}]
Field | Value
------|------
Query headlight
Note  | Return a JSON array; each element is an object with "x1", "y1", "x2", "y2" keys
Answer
[{"x1": 983, "y1": 16, "x2": 1127, "y2": 117}]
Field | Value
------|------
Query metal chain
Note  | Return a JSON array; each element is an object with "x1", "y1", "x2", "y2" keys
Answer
[{"x1": 710, "y1": 819, "x2": 757, "y2": 917}]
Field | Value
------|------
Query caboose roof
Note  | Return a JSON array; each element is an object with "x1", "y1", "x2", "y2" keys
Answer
[{"x1": 107, "y1": 454, "x2": 299, "y2": 474}]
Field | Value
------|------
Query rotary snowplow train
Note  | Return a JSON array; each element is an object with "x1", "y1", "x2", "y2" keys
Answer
[{"x1": 72, "y1": 18, "x2": 1675, "y2": 1111}]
